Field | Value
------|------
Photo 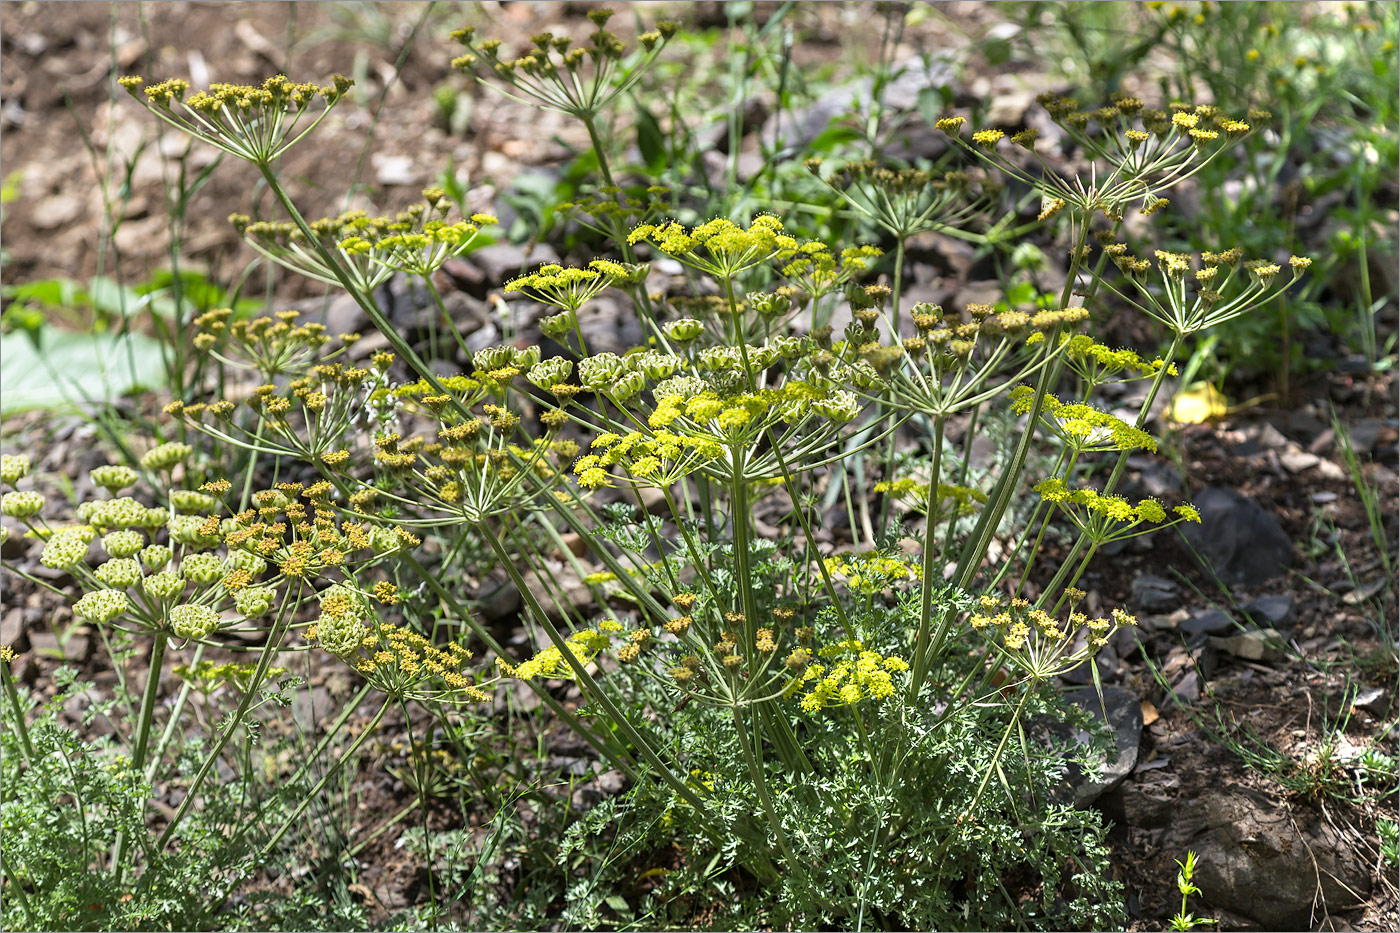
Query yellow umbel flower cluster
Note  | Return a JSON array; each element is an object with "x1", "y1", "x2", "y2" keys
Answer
[
  {"x1": 1032, "y1": 477, "x2": 1200, "y2": 546},
  {"x1": 794, "y1": 639, "x2": 909, "y2": 713},
  {"x1": 121, "y1": 74, "x2": 353, "y2": 165},
  {"x1": 628, "y1": 215, "x2": 816, "y2": 279},
  {"x1": 1010, "y1": 386, "x2": 1158, "y2": 453},
  {"x1": 822, "y1": 551, "x2": 922, "y2": 596},
  {"x1": 497, "y1": 628, "x2": 613, "y2": 681}
]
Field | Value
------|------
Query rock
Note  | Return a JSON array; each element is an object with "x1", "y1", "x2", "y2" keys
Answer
[
  {"x1": 466, "y1": 242, "x2": 560, "y2": 285},
  {"x1": 26, "y1": 629, "x2": 89, "y2": 663},
  {"x1": 0, "y1": 525, "x2": 24, "y2": 560},
  {"x1": 577, "y1": 297, "x2": 645, "y2": 356},
  {"x1": 1346, "y1": 418, "x2": 1388, "y2": 454},
  {"x1": 1352, "y1": 686, "x2": 1389, "y2": 717},
  {"x1": 1, "y1": 608, "x2": 27, "y2": 652},
  {"x1": 31, "y1": 192, "x2": 85, "y2": 231},
  {"x1": 1181, "y1": 609, "x2": 1235, "y2": 636},
  {"x1": 1106, "y1": 783, "x2": 1373, "y2": 928},
  {"x1": 372, "y1": 153, "x2": 422, "y2": 187},
  {"x1": 1188, "y1": 787, "x2": 1370, "y2": 929},
  {"x1": 475, "y1": 571, "x2": 522, "y2": 623},
  {"x1": 1280, "y1": 448, "x2": 1321, "y2": 473},
  {"x1": 1172, "y1": 669, "x2": 1201, "y2": 703},
  {"x1": 1132, "y1": 574, "x2": 1180, "y2": 612},
  {"x1": 1100, "y1": 776, "x2": 1178, "y2": 829},
  {"x1": 1179, "y1": 487, "x2": 1292, "y2": 587},
  {"x1": 1060, "y1": 686, "x2": 1142, "y2": 807},
  {"x1": 1241, "y1": 594, "x2": 1296, "y2": 632},
  {"x1": 1209, "y1": 630, "x2": 1285, "y2": 663}
]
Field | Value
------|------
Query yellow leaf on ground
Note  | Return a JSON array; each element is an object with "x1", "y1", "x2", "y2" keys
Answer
[{"x1": 1168, "y1": 383, "x2": 1228, "y2": 424}]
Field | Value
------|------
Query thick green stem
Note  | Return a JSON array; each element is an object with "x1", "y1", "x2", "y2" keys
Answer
[
  {"x1": 0, "y1": 659, "x2": 34, "y2": 763},
  {"x1": 1, "y1": 857, "x2": 36, "y2": 929},
  {"x1": 729, "y1": 446, "x2": 760, "y2": 651},
  {"x1": 130, "y1": 632, "x2": 168, "y2": 771},
  {"x1": 112, "y1": 631, "x2": 169, "y2": 877},
  {"x1": 907, "y1": 416, "x2": 946, "y2": 698},
  {"x1": 145, "y1": 643, "x2": 205, "y2": 783},
  {"x1": 732, "y1": 704, "x2": 799, "y2": 868}
]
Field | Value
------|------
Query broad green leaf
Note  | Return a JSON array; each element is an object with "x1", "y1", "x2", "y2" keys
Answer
[
  {"x1": 0, "y1": 327, "x2": 168, "y2": 414},
  {"x1": 636, "y1": 104, "x2": 667, "y2": 174}
]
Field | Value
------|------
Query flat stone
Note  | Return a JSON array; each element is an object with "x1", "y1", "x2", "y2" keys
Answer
[
  {"x1": 1179, "y1": 487, "x2": 1293, "y2": 587},
  {"x1": 1131, "y1": 574, "x2": 1179, "y2": 612},
  {"x1": 1061, "y1": 686, "x2": 1142, "y2": 807},
  {"x1": 1353, "y1": 686, "x2": 1390, "y2": 717},
  {"x1": 1189, "y1": 787, "x2": 1371, "y2": 928},
  {"x1": 1241, "y1": 594, "x2": 1296, "y2": 631},
  {"x1": 1181, "y1": 609, "x2": 1234, "y2": 636},
  {"x1": 0, "y1": 608, "x2": 26, "y2": 652},
  {"x1": 466, "y1": 242, "x2": 560, "y2": 284},
  {"x1": 1209, "y1": 630, "x2": 1285, "y2": 663},
  {"x1": 1280, "y1": 449, "x2": 1321, "y2": 473}
]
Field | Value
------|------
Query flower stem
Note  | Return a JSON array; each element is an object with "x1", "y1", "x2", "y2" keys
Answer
[
  {"x1": 478, "y1": 523, "x2": 714, "y2": 821},
  {"x1": 907, "y1": 415, "x2": 946, "y2": 697},
  {"x1": 0, "y1": 657, "x2": 34, "y2": 763}
]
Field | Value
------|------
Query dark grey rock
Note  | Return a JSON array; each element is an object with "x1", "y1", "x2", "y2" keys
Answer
[
  {"x1": 1181, "y1": 609, "x2": 1235, "y2": 636},
  {"x1": 465, "y1": 242, "x2": 560, "y2": 285},
  {"x1": 1353, "y1": 686, "x2": 1390, "y2": 717},
  {"x1": 1189, "y1": 788, "x2": 1370, "y2": 929},
  {"x1": 1241, "y1": 594, "x2": 1296, "y2": 631},
  {"x1": 0, "y1": 525, "x2": 26, "y2": 560},
  {"x1": 1132, "y1": 574, "x2": 1180, "y2": 612},
  {"x1": 1061, "y1": 686, "x2": 1142, "y2": 807},
  {"x1": 1105, "y1": 784, "x2": 1372, "y2": 928},
  {"x1": 1179, "y1": 487, "x2": 1293, "y2": 586},
  {"x1": 0, "y1": 607, "x2": 27, "y2": 652}
]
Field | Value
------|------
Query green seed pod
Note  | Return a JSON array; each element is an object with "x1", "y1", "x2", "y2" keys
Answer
[
  {"x1": 472, "y1": 345, "x2": 517, "y2": 372},
  {"x1": 90, "y1": 464, "x2": 139, "y2": 493},
  {"x1": 538, "y1": 311, "x2": 575, "y2": 340},
  {"x1": 90, "y1": 497, "x2": 147, "y2": 530},
  {"x1": 170, "y1": 490, "x2": 218, "y2": 514},
  {"x1": 235, "y1": 586, "x2": 276, "y2": 619},
  {"x1": 1, "y1": 454, "x2": 31, "y2": 486},
  {"x1": 171, "y1": 604, "x2": 220, "y2": 640},
  {"x1": 142, "y1": 571, "x2": 186, "y2": 601},
  {"x1": 140, "y1": 442, "x2": 193, "y2": 472},
  {"x1": 747, "y1": 290, "x2": 791, "y2": 317},
  {"x1": 101, "y1": 530, "x2": 146, "y2": 559},
  {"x1": 1, "y1": 491, "x2": 44, "y2": 519},
  {"x1": 73, "y1": 589, "x2": 129, "y2": 624},
  {"x1": 94, "y1": 558, "x2": 142, "y2": 590},
  {"x1": 512, "y1": 345, "x2": 541, "y2": 369},
  {"x1": 140, "y1": 544, "x2": 173, "y2": 571},
  {"x1": 168, "y1": 514, "x2": 220, "y2": 549},
  {"x1": 226, "y1": 550, "x2": 267, "y2": 577},
  {"x1": 664, "y1": 318, "x2": 704, "y2": 342},
  {"x1": 633, "y1": 351, "x2": 680, "y2": 381},
  {"x1": 180, "y1": 553, "x2": 224, "y2": 585},
  {"x1": 578, "y1": 352, "x2": 626, "y2": 390},
  {"x1": 526, "y1": 357, "x2": 573, "y2": 390},
  {"x1": 41, "y1": 532, "x2": 90, "y2": 570},
  {"x1": 609, "y1": 370, "x2": 646, "y2": 401}
]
